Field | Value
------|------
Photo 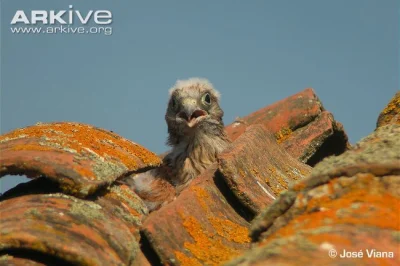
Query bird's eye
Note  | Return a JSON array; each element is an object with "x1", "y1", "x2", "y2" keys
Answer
[{"x1": 202, "y1": 93, "x2": 211, "y2": 105}]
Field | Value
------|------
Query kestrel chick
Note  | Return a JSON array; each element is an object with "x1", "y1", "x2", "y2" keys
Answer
[
  {"x1": 123, "y1": 78, "x2": 230, "y2": 210},
  {"x1": 164, "y1": 78, "x2": 230, "y2": 187}
]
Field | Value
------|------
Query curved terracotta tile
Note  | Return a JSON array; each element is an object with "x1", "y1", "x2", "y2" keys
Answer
[
  {"x1": 225, "y1": 88, "x2": 349, "y2": 165},
  {"x1": 131, "y1": 250, "x2": 151, "y2": 266},
  {"x1": 377, "y1": 91, "x2": 400, "y2": 128},
  {"x1": 142, "y1": 166, "x2": 251, "y2": 266},
  {"x1": 218, "y1": 124, "x2": 311, "y2": 215},
  {"x1": 0, "y1": 122, "x2": 161, "y2": 197},
  {"x1": 226, "y1": 88, "x2": 322, "y2": 141},
  {"x1": 293, "y1": 124, "x2": 400, "y2": 192},
  {"x1": 281, "y1": 111, "x2": 349, "y2": 165},
  {"x1": 0, "y1": 193, "x2": 140, "y2": 265},
  {"x1": 0, "y1": 256, "x2": 46, "y2": 266},
  {"x1": 95, "y1": 184, "x2": 149, "y2": 240},
  {"x1": 229, "y1": 125, "x2": 400, "y2": 266}
]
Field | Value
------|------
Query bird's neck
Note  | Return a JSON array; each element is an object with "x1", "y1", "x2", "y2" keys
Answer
[{"x1": 165, "y1": 129, "x2": 230, "y2": 190}]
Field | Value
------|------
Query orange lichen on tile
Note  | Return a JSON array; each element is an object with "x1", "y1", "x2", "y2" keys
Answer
[
  {"x1": 276, "y1": 173, "x2": 288, "y2": 189},
  {"x1": 266, "y1": 167, "x2": 276, "y2": 175},
  {"x1": 292, "y1": 181, "x2": 307, "y2": 191},
  {"x1": 110, "y1": 185, "x2": 137, "y2": 201},
  {"x1": 0, "y1": 123, "x2": 160, "y2": 169},
  {"x1": 74, "y1": 165, "x2": 96, "y2": 180},
  {"x1": 250, "y1": 168, "x2": 260, "y2": 178},
  {"x1": 176, "y1": 186, "x2": 251, "y2": 265},
  {"x1": 126, "y1": 143, "x2": 160, "y2": 165},
  {"x1": 275, "y1": 127, "x2": 293, "y2": 144},
  {"x1": 208, "y1": 217, "x2": 250, "y2": 244},
  {"x1": 238, "y1": 169, "x2": 246, "y2": 178},
  {"x1": 181, "y1": 186, "x2": 250, "y2": 265},
  {"x1": 104, "y1": 186, "x2": 142, "y2": 217},
  {"x1": 181, "y1": 215, "x2": 243, "y2": 266},
  {"x1": 380, "y1": 93, "x2": 400, "y2": 116},
  {"x1": 305, "y1": 194, "x2": 331, "y2": 212},
  {"x1": 191, "y1": 186, "x2": 250, "y2": 241},
  {"x1": 307, "y1": 233, "x2": 352, "y2": 246},
  {"x1": 10, "y1": 144, "x2": 54, "y2": 152},
  {"x1": 191, "y1": 186, "x2": 210, "y2": 212},
  {"x1": 378, "y1": 92, "x2": 400, "y2": 126},
  {"x1": 284, "y1": 168, "x2": 303, "y2": 181},
  {"x1": 265, "y1": 167, "x2": 285, "y2": 194},
  {"x1": 272, "y1": 189, "x2": 400, "y2": 240},
  {"x1": 269, "y1": 183, "x2": 283, "y2": 196},
  {"x1": 174, "y1": 251, "x2": 203, "y2": 266}
]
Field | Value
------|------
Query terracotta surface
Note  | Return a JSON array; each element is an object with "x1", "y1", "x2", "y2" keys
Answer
[
  {"x1": 218, "y1": 124, "x2": 311, "y2": 215},
  {"x1": 225, "y1": 88, "x2": 349, "y2": 165},
  {"x1": 225, "y1": 88, "x2": 322, "y2": 141},
  {"x1": 94, "y1": 183, "x2": 149, "y2": 240},
  {"x1": 0, "y1": 193, "x2": 140, "y2": 265},
  {"x1": 2, "y1": 89, "x2": 397, "y2": 266},
  {"x1": 0, "y1": 122, "x2": 161, "y2": 197},
  {"x1": 0, "y1": 256, "x2": 47, "y2": 266},
  {"x1": 281, "y1": 111, "x2": 348, "y2": 165},
  {"x1": 142, "y1": 166, "x2": 251, "y2": 266},
  {"x1": 377, "y1": 91, "x2": 400, "y2": 128},
  {"x1": 229, "y1": 124, "x2": 400, "y2": 266}
]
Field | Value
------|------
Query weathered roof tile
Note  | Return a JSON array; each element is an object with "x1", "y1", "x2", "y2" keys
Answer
[
  {"x1": 0, "y1": 122, "x2": 161, "y2": 197},
  {"x1": 377, "y1": 91, "x2": 400, "y2": 128},
  {"x1": 225, "y1": 88, "x2": 349, "y2": 165},
  {"x1": 281, "y1": 111, "x2": 349, "y2": 165},
  {"x1": 226, "y1": 88, "x2": 322, "y2": 141},
  {"x1": 141, "y1": 166, "x2": 251, "y2": 266},
  {"x1": 1, "y1": 89, "x2": 391, "y2": 266},
  {"x1": 0, "y1": 255, "x2": 47, "y2": 266},
  {"x1": 0, "y1": 193, "x2": 141, "y2": 265},
  {"x1": 229, "y1": 124, "x2": 400, "y2": 266},
  {"x1": 218, "y1": 124, "x2": 311, "y2": 215},
  {"x1": 94, "y1": 184, "x2": 149, "y2": 240}
]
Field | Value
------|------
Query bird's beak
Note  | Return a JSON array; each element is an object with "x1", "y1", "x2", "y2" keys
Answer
[{"x1": 178, "y1": 98, "x2": 207, "y2": 127}]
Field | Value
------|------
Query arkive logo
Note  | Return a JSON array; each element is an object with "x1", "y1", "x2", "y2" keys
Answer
[{"x1": 10, "y1": 5, "x2": 112, "y2": 25}]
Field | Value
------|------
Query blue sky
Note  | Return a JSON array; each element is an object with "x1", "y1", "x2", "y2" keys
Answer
[{"x1": 1, "y1": 0, "x2": 399, "y2": 192}]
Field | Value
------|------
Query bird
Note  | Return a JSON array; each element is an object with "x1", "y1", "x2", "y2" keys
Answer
[{"x1": 122, "y1": 78, "x2": 230, "y2": 211}]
